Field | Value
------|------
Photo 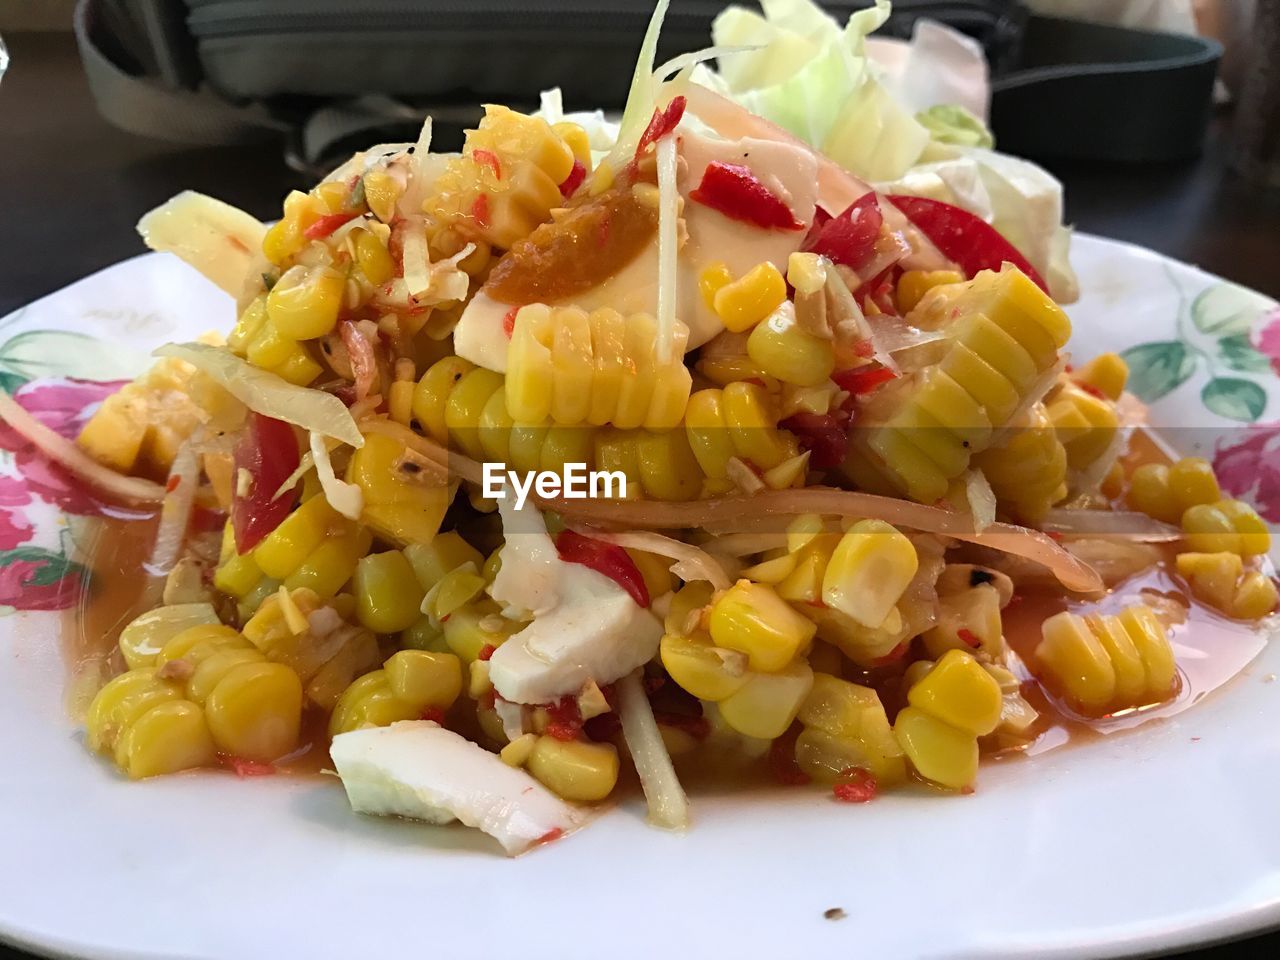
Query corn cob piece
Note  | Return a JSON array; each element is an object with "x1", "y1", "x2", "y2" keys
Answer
[
  {"x1": 972, "y1": 402, "x2": 1067, "y2": 522},
  {"x1": 1176, "y1": 552, "x2": 1278, "y2": 620},
  {"x1": 329, "y1": 650, "x2": 463, "y2": 736}
]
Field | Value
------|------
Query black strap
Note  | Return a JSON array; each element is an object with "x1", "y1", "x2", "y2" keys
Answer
[{"x1": 990, "y1": 15, "x2": 1222, "y2": 163}]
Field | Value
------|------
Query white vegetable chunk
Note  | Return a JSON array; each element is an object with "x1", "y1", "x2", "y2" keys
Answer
[
  {"x1": 330, "y1": 721, "x2": 583, "y2": 856},
  {"x1": 137, "y1": 191, "x2": 267, "y2": 300}
]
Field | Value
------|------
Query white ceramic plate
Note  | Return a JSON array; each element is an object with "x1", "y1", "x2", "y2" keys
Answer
[{"x1": 1, "y1": 234, "x2": 1279, "y2": 960}]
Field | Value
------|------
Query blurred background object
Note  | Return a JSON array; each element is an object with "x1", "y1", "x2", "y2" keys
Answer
[{"x1": 1231, "y1": 0, "x2": 1279, "y2": 188}]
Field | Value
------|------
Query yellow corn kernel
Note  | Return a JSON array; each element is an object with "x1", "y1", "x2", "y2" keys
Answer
[
  {"x1": 660, "y1": 632, "x2": 750, "y2": 701},
  {"x1": 635, "y1": 428, "x2": 703, "y2": 501},
  {"x1": 723, "y1": 381, "x2": 796, "y2": 471},
  {"x1": 526, "y1": 736, "x2": 619, "y2": 802},
  {"x1": 821, "y1": 520, "x2": 918, "y2": 630},
  {"x1": 403, "y1": 532, "x2": 485, "y2": 590},
  {"x1": 552, "y1": 121, "x2": 591, "y2": 168},
  {"x1": 203, "y1": 661, "x2": 302, "y2": 762},
  {"x1": 253, "y1": 494, "x2": 338, "y2": 580},
  {"x1": 267, "y1": 264, "x2": 345, "y2": 340},
  {"x1": 362, "y1": 167, "x2": 402, "y2": 223},
  {"x1": 186, "y1": 647, "x2": 266, "y2": 705},
  {"x1": 625, "y1": 548, "x2": 675, "y2": 602},
  {"x1": 387, "y1": 377, "x2": 415, "y2": 427},
  {"x1": 699, "y1": 262, "x2": 734, "y2": 310},
  {"x1": 1215, "y1": 499, "x2": 1271, "y2": 556},
  {"x1": 446, "y1": 367, "x2": 506, "y2": 461},
  {"x1": 906, "y1": 649, "x2": 1003, "y2": 736},
  {"x1": 796, "y1": 673, "x2": 903, "y2": 780},
  {"x1": 384, "y1": 649, "x2": 463, "y2": 710},
  {"x1": 1168, "y1": 457, "x2": 1221, "y2": 510},
  {"x1": 85, "y1": 669, "x2": 182, "y2": 754},
  {"x1": 708, "y1": 580, "x2": 816, "y2": 673},
  {"x1": 893, "y1": 706, "x2": 978, "y2": 790},
  {"x1": 157, "y1": 623, "x2": 248, "y2": 667},
  {"x1": 588, "y1": 161, "x2": 615, "y2": 195},
  {"x1": 746, "y1": 303, "x2": 835, "y2": 387},
  {"x1": 346, "y1": 432, "x2": 451, "y2": 545},
  {"x1": 500, "y1": 732, "x2": 537, "y2": 767},
  {"x1": 896, "y1": 269, "x2": 964, "y2": 314},
  {"x1": 683, "y1": 388, "x2": 734, "y2": 481},
  {"x1": 118, "y1": 603, "x2": 221, "y2": 671},
  {"x1": 1182, "y1": 502, "x2": 1243, "y2": 555},
  {"x1": 412, "y1": 356, "x2": 475, "y2": 444},
  {"x1": 795, "y1": 726, "x2": 907, "y2": 787},
  {"x1": 937, "y1": 343, "x2": 1021, "y2": 431},
  {"x1": 713, "y1": 262, "x2": 787, "y2": 333},
  {"x1": 1034, "y1": 610, "x2": 1116, "y2": 712},
  {"x1": 354, "y1": 551, "x2": 425, "y2": 633},
  {"x1": 1074, "y1": 352, "x2": 1129, "y2": 401},
  {"x1": 1126, "y1": 463, "x2": 1181, "y2": 524},
  {"x1": 1177, "y1": 551, "x2": 1245, "y2": 613},
  {"x1": 1116, "y1": 604, "x2": 1177, "y2": 701},
  {"x1": 283, "y1": 528, "x2": 373, "y2": 599},
  {"x1": 353, "y1": 228, "x2": 395, "y2": 285},
  {"x1": 1233, "y1": 570, "x2": 1279, "y2": 620},
  {"x1": 717, "y1": 659, "x2": 814, "y2": 740},
  {"x1": 427, "y1": 565, "x2": 485, "y2": 620},
  {"x1": 115, "y1": 699, "x2": 216, "y2": 779},
  {"x1": 271, "y1": 344, "x2": 324, "y2": 387},
  {"x1": 664, "y1": 581, "x2": 714, "y2": 636},
  {"x1": 443, "y1": 600, "x2": 516, "y2": 663}
]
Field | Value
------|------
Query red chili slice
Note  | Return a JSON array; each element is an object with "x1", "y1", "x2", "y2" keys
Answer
[
  {"x1": 471, "y1": 194, "x2": 491, "y2": 228},
  {"x1": 554, "y1": 529, "x2": 650, "y2": 607},
  {"x1": 419, "y1": 707, "x2": 447, "y2": 725},
  {"x1": 502, "y1": 306, "x2": 520, "y2": 339},
  {"x1": 690, "y1": 161, "x2": 804, "y2": 231},
  {"x1": 833, "y1": 768, "x2": 878, "y2": 803},
  {"x1": 303, "y1": 212, "x2": 359, "y2": 241},
  {"x1": 478, "y1": 643, "x2": 497, "y2": 662},
  {"x1": 219, "y1": 755, "x2": 276, "y2": 778},
  {"x1": 559, "y1": 159, "x2": 587, "y2": 198},
  {"x1": 887, "y1": 195, "x2": 1049, "y2": 292},
  {"x1": 472, "y1": 148, "x2": 502, "y2": 180},
  {"x1": 957, "y1": 628, "x2": 981, "y2": 648},
  {"x1": 834, "y1": 365, "x2": 898, "y2": 396},
  {"x1": 635, "y1": 95, "x2": 687, "y2": 157},
  {"x1": 779, "y1": 412, "x2": 848, "y2": 470},
  {"x1": 802, "y1": 192, "x2": 884, "y2": 270},
  {"x1": 231, "y1": 413, "x2": 301, "y2": 554}
]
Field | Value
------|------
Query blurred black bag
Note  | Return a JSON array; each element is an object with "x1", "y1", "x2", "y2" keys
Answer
[{"x1": 75, "y1": 0, "x2": 1218, "y2": 171}]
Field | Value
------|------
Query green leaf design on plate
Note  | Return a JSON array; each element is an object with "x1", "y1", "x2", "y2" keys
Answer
[
  {"x1": 1217, "y1": 333, "x2": 1272, "y2": 374},
  {"x1": 0, "y1": 546, "x2": 84, "y2": 587},
  {"x1": 0, "y1": 330, "x2": 143, "y2": 383},
  {"x1": 1190, "y1": 282, "x2": 1276, "y2": 337},
  {"x1": 0, "y1": 370, "x2": 26, "y2": 395},
  {"x1": 1201, "y1": 377, "x2": 1268, "y2": 422},
  {"x1": 1120, "y1": 341, "x2": 1197, "y2": 402}
]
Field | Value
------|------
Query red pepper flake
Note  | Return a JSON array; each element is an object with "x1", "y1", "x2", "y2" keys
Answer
[
  {"x1": 833, "y1": 768, "x2": 878, "y2": 803},
  {"x1": 833, "y1": 365, "x2": 898, "y2": 396},
  {"x1": 554, "y1": 530, "x2": 650, "y2": 607},
  {"x1": 957, "y1": 628, "x2": 981, "y2": 648},
  {"x1": 1075, "y1": 380, "x2": 1107, "y2": 400},
  {"x1": 219, "y1": 755, "x2": 275, "y2": 778},
  {"x1": 690, "y1": 160, "x2": 804, "y2": 231},
  {"x1": 303, "y1": 211, "x2": 359, "y2": 241},
  {"x1": 470, "y1": 194, "x2": 490, "y2": 228},
  {"x1": 768, "y1": 736, "x2": 810, "y2": 786},
  {"x1": 635, "y1": 95, "x2": 687, "y2": 157},
  {"x1": 419, "y1": 707, "x2": 446, "y2": 725},
  {"x1": 852, "y1": 338, "x2": 875, "y2": 358},
  {"x1": 546, "y1": 721, "x2": 581, "y2": 742},
  {"x1": 472, "y1": 148, "x2": 502, "y2": 180},
  {"x1": 165, "y1": 474, "x2": 181, "y2": 493},
  {"x1": 779, "y1": 412, "x2": 848, "y2": 470},
  {"x1": 502, "y1": 306, "x2": 520, "y2": 339},
  {"x1": 559, "y1": 159, "x2": 586, "y2": 198},
  {"x1": 1046, "y1": 530, "x2": 1064, "y2": 542},
  {"x1": 536, "y1": 827, "x2": 564, "y2": 845},
  {"x1": 477, "y1": 643, "x2": 496, "y2": 662}
]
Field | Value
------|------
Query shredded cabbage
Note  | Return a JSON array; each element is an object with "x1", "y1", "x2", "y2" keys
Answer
[
  {"x1": 617, "y1": 671, "x2": 689, "y2": 830},
  {"x1": 310, "y1": 432, "x2": 364, "y2": 521},
  {"x1": 155, "y1": 343, "x2": 363, "y2": 447},
  {"x1": 655, "y1": 133, "x2": 680, "y2": 364},
  {"x1": 606, "y1": 0, "x2": 672, "y2": 169}
]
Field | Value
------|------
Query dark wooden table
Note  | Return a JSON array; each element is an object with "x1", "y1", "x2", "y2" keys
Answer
[{"x1": 1, "y1": 28, "x2": 1278, "y2": 960}]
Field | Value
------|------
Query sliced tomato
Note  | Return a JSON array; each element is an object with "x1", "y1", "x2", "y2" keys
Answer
[
  {"x1": 231, "y1": 413, "x2": 301, "y2": 554},
  {"x1": 887, "y1": 195, "x2": 1049, "y2": 292},
  {"x1": 802, "y1": 192, "x2": 883, "y2": 270},
  {"x1": 689, "y1": 160, "x2": 804, "y2": 231},
  {"x1": 554, "y1": 529, "x2": 650, "y2": 608}
]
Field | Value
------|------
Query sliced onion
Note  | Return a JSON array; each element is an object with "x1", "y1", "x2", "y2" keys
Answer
[
  {"x1": 568, "y1": 527, "x2": 731, "y2": 591},
  {"x1": 310, "y1": 432, "x2": 363, "y2": 521},
  {"x1": 964, "y1": 469, "x2": 997, "y2": 533},
  {"x1": 699, "y1": 532, "x2": 791, "y2": 557},
  {"x1": 1040, "y1": 508, "x2": 1182, "y2": 542},
  {"x1": 155, "y1": 343, "x2": 363, "y2": 448},
  {"x1": 0, "y1": 388, "x2": 165, "y2": 504},
  {"x1": 655, "y1": 133, "x2": 680, "y2": 364},
  {"x1": 141, "y1": 443, "x2": 199, "y2": 607},
  {"x1": 357, "y1": 418, "x2": 483, "y2": 484},
  {"x1": 398, "y1": 219, "x2": 433, "y2": 299},
  {"x1": 617, "y1": 671, "x2": 689, "y2": 830}
]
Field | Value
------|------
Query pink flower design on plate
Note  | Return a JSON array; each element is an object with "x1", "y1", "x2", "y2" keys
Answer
[
  {"x1": 1254, "y1": 307, "x2": 1280, "y2": 377},
  {"x1": 0, "y1": 549, "x2": 85, "y2": 611},
  {"x1": 0, "y1": 474, "x2": 34, "y2": 550},
  {"x1": 1214, "y1": 422, "x2": 1280, "y2": 523},
  {"x1": 0, "y1": 376, "x2": 129, "y2": 515}
]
